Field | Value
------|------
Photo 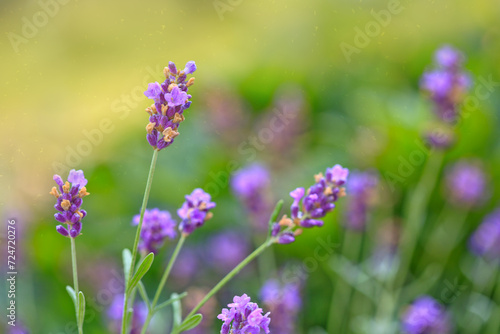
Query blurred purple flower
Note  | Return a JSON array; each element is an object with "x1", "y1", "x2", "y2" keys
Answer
[
  {"x1": 132, "y1": 208, "x2": 177, "y2": 254},
  {"x1": 108, "y1": 295, "x2": 148, "y2": 334},
  {"x1": 272, "y1": 164, "x2": 348, "y2": 244},
  {"x1": 178, "y1": 188, "x2": 216, "y2": 235},
  {"x1": 469, "y1": 208, "x2": 500, "y2": 261},
  {"x1": 344, "y1": 170, "x2": 378, "y2": 231},
  {"x1": 144, "y1": 61, "x2": 196, "y2": 151},
  {"x1": 260, "y1": 279, "x2": 301, "y2": 333},
  {"x1": 445, "y1": 160, "x2": 487, "y2": 207},
  {"x1": 218, "y1": 294, "x2": 271, "y2": 334},
  {"x1": 207, "y1": 231, "x2": 249, "y2": 272},
  {"x1": 50, "y1": 169, "x2": 90, "y2": 238},
  {"x1": 401, "y1": 296, "x2": 451, "y2": 334},
  {"x1": 435, "y1": 45, "x2": 464, "y2": 69},
  {"x1": 231, "y1": 164, "x2": 273, "y2": 231},
  {"x1": 420, "y1": 45, "x2": 471, "y2": 124},
  {"x1": 171, "y1": 247, "x2": 200, "y2": 282}
]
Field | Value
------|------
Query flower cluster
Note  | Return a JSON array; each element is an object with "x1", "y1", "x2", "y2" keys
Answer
[
  {"x1": 217, "y1": 294, "x2": 271, "y2": 334},
  {"x1": 271, "y1": 164, "x2": 348, "y2": 244},
  {"x1": 445, "y1": 160, "x2": 487, "y2": 207},
  {"x1": 260, "y1": 279, "x2": 301, "y2": 333},
  {"x1": 50, "y1": 169, "x2": 90, "y2": 238},
  {"x1": 469, "y1": 208, "x2": 500, "y2": 261},
  {"x1": 344, "y1": 170, "x2": 378, "y2": 231},
  {"x1": 421, "y1": 46, "x2": 471, "y2": 123},
  {"x1": 178, "y1": 188, "x2": 216, "y2": 235},
  {"x1": 132, "y1": 208, "x2": 177, "y2": 254},
  {"x1": 207, "y1": 231, "x2": 249, "y2": 272},
  {"x1": 143, "y1": 61, "x2": 196, "y2": 150},
  {"x1": 401, "y1": 296, "x2": 451, "y2": 334},
  {"x1": 420, "y1": 46, "x2": 471, "y2": 149},
  {"x1": 231, "y1": 164, "x2": 273, "y2": 231}
]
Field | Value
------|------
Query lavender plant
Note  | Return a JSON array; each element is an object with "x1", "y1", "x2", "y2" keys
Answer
[
  {"x1": 45, "y1": 46, "x2": 498, "y2": 334},
  {"x1": 50, "y1": 60, "x2": 350, "y2": 334}
]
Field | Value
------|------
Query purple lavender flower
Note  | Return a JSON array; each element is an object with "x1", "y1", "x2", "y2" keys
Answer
[
  {"x1": 420, "y1": 46, "x2": 471, "y2": 123},
  {"x1": 217, "y1": 294, "x2": 271, "y2": 334},
  {"x1": 260, "y1": 279, "x2": 301, "y2": 333},
  {"x1": 132, "y1": 208, "x2": 177, "y2": 254},
  {"x1": 108, "y1": 295, "x2": 148, "y2": 334},
  {"x1": 50, "y1": 169, "x2": 90, "y2": 238},
  {"x1": 435, "y1": 45, "x2": 464, "y2": 69},
  {"x1": 144, "y1": 61, "x2": 196, "y2": 151},
  {"x1": 178, "y1": 188, "x2": 216, "y2": 235},
  {"x1": 445, "y1": 160, "x2": 487, "y2": 207},
  {"x1": 207, "y1": 231, "x2": 249, "y2": 272},
  {"x1": 469, "y1": 208, "x2": 500, "y2": 261},
  {"x1": 271, "y1": 164, "x2": 348, "y2": 244},
  {"x1": 401, "y1": 296, "x2": 451, "y2": 334},
  {"x1": 344, "y1": 171, "x2": 378, "y2": 231},
  {"x1": 231, "y1": 164, "x2": 273, "y2": 231}
]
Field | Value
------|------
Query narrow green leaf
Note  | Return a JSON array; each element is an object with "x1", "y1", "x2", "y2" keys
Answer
[
  {"x1": 127, "y1": 252, "x2": 154, "y2": 294},
  {"x1": 154, "y1": 291, "x2": 187, "y2": 312},
  {"x1": 176, "y1": 314, "x2": 203, "y2": 332},
  {"x1": 66, "y1": 286, "x2": 77, "y2": 309},
  {"x1": 137, "y1": 280, "x2": 151, "y2": 310},
  {"x1": 172, "y1": 293, "x2": 182, "y2": 328},
  {"x1": 268, "y1": 199, "x2": 284, "y2": 238},
  {"x1": 122, "y1": 248, "x2": 132, "y2": 287},
  {"x1": 78, "y1": 291, "x2": 85, "y2": 328}
]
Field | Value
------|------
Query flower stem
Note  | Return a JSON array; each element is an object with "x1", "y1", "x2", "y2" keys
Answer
[
  {"x1": 140, "y1": 235, "x2": 187, "y2": 334},
  {"x1": 70, "y1": 236, "x2": 83, "y2": 334},
  {"x1": 376, "y1": 150, "x2": 444, "y2": 322},
  {"x1": 177, "y1": 240, "x2": 273, "y2": 331},
  {"x1": 121, "y1": 149, "x2": 159, "y2": 334}
]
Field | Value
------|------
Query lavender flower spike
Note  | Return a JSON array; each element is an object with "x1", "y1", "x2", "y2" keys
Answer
[
  {"x1": 132, "y1": 208, "x2": 177, "y2": 254},
  {"x1": 143, "y1": 60, "x2": 197, "y2": 151},
  {"x1": 469, "y1": 208, "x2": 500, "y2": 261},
  {"x1": 217, "y1": 294, "x2": 271, "y2": 334},
  {"x1": 420, "y1": 45, "x2": 471, "y2": 124},
  {"x1": 402, "y1": 296, "x2": 451, "y2": 334},
  {"x1": 445, "y1": 160, "x2": 487, "y2": 207},
  {"x1": 50, "y1": 169, "x2": 89, "y2": 238},
  {"x1": 178, "y1": 188, "x2": 216, "y2": 235},
  {"x1": 344, "y1": 170, "x2": 378, "y2": 231},
  {"x1": 231, "y1": 164, "x2": 273, "y2": 231},
  {"x1": 272, "y1": 164, "x2": 348, "y2": 244},
  {"x1": 261, "y1": 279, "x2": 301, "y2": 333}
]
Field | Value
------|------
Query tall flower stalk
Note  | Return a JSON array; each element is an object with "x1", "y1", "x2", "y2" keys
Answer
[
  {"x1": 121, "y1": 60, "x2": 197, "y2": 333},
  {"x1": 50, "y1": 169, "x2": 89, "y2": 334}
]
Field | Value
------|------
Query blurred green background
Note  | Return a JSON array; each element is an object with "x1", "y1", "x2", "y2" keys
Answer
[{"x1": 1, "y1": 0, "x2": 500, "y2": 332}]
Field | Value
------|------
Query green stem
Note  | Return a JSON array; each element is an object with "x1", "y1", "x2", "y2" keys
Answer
[
  {"x1": 140, "y1": 235, "x2": 187, "y2": 334},
  {"x1": 70, "y1": 237, "x2": 83, "y2": 334},
  {"x1": 326, "y1": 227, "x2": 346, "y2": 334},
  {"x1": 376, "y1": 150, "x2": 444, "y2": 322},
  {"x1": 177, "y1": 240, "x2": 273, "y2": 331},
  {"x1": 121, "y1": 149, "x2": 159, "y2": 334},
  {"x1": 340, "y1": 231, "x2": 367, "y2": 333}
]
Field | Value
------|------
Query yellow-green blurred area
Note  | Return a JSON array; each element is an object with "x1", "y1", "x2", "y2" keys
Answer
[{"x1": 1, "y1": 0, "x2": 500, "y2": 332}]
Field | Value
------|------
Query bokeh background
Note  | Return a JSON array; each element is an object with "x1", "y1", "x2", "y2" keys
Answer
[{"x1": 1, "y1": 0, "x2": 500, "y2": 333}]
